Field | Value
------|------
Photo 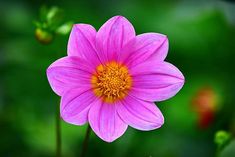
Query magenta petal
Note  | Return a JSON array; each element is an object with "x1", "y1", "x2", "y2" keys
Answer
[
  {"x1": 130, "y1": 61, "x2": 184, "y2": 102},
  {"x1": 61, "y1": 88, "x2": 96, "y2": 125},
  {"x1": 88, "y1": 100, "x2": 128, "y2": 142},
  {"x1": 96, "y1": 16, "x2": 135, "y2": 62},
  {"x1": 117, "y1": 96, "x2": 164, "y2": 130},
  {"x1": 67, "y1": 24, "x2": 100, "y2": 67},
  {"x1": 120, "y1": 33, "x2": 168, "y2": 67},
  {"x1": 46, "y1": 56, "x2": 93, "y2": 96}
]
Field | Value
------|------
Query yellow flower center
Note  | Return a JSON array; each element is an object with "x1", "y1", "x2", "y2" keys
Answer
[{"x1": 91, "y1": 61, "x2": 132, "y2": 103}]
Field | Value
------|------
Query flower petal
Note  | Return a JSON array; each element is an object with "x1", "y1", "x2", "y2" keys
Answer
[
  {"x1": 61, "y1": 88, "x2": 96, "y2": 125},
  {"x1": 130, "y1": 61, "x2": 184, "y2": 102},
  {"x1": 96, "y1": 16, "x2": 135, "y2": 63},
  {"x1": 88, "y1": 100, "x2": 128, "y2": 142},
  {"x1": 46, "y1": 56, "x2": 93, "y2": 96},
  {"x1": 120, "y1": 33, "x2": 168, "y2": 67},
  {"x1": 117, "y1": 95, "x2": 164, "y2": 130},
  {"x1": 67, "y1": 24, "x2": 101, "y2": 67}
]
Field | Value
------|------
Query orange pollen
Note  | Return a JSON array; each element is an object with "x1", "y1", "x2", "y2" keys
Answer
[{"x1": 91, "y1": 61, "x2": 132, "y2": 103}]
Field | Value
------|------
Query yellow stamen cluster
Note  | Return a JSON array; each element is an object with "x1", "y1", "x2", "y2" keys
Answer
[{"x1": 91, "y1": 62, "x2": 132, "y2": 103}]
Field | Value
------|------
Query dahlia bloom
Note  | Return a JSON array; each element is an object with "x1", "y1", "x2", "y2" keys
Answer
[{"x1": 47, "y1": 16, "x2": 185, "y2": 142}]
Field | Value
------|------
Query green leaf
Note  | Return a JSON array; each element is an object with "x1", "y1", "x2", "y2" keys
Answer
[
  {"x1": 46, "y1": 6, "x2": 64, "y2": 31},
  {"x1": 56, "y1": 22, "x2": 73, "y2": 35}
]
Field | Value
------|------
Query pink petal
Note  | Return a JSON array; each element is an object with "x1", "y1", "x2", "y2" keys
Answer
[
  {"x1": 117, "y1": 95, "x2": 164, "y2": 130},
  {"x1": 61, "y1": 88, "x2": 96, "y2": 125},
  {"x1": 119, "y1": 33, "x2": 168, "y2": 67},
  {"x1": 46, "y1": 56, "x2": 93, "y2": 96},
  {"x1": 67, "y1": 24, "x2": 101, "y2": 67},
  {"x1": 129, "y1": 61, "x2": 184, "y2": 102},
  {"x1": 96, "y1": 16, "x2": 135, "y2": 63},
  {"x1": 88, "y1": 100, "x2": 128, "y2": 142}
]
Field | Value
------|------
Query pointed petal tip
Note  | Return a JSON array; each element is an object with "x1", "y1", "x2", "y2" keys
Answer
[
  {"x1": 116, "y1": 96, "x2": 165, "y2": 131},
  {"x1": 99, "y1": 134, "x2": 122, "y2": 143},
  {"x1": 96, "y1": 15, "x2": 135, "y2": 62},
  {"x1": 104, "y1": 15, "x2": 129, "y2": 24},
  {"x1": 157, "y1": 113, "x2": 165, "y2": 128},
  {"x1": 88, "y1": 100, "x2": 128, "y2": 143},
  {"x1": 111, "y1": 15, "x2": 126, "y2": 19},
  {"x1": 148, "y1": 116, "x2": 165, "y2": 130},
  {"x1": 72, "y1": 23, "x2": 97, "y2": 31},
  {"x1": 90, "y1": 123, "x2": 128, "y2": 143},
  {"x1": 147, "y1": 109, "x2": 165, "y2": 130},
  {"x1": 177, "y1": 72, "x2": 185, "y2": 88}
]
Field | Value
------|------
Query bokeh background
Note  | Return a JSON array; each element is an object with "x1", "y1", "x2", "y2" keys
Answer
[{"x1": 1, "y1": 0, "x2": 235, "y2": 157}]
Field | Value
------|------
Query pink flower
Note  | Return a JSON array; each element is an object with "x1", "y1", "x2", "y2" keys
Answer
[{"x1": 47, "y1": 16, "x2": 185, "y2": 142}]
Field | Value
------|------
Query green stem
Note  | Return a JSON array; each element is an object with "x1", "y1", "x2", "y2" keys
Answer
[
  {"x1": 80, "y1": 125, "x2": 91, "y2": 157},
  {"x1": 56, "y1": 101, "x2": 62, "y2": 157}
]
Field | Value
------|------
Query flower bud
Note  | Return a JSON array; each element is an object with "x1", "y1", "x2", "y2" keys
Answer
[
  {"x1": 35, "y1": 28, "x2": 53, "y2": 44},
  {"x1": 215, "y1": 130, "x2": 231, "y2": 149}
]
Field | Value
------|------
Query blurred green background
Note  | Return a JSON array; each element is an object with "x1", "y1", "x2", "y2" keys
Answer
[{"x1": 1, "y1": 0, "x2": 235, "y2": 157}]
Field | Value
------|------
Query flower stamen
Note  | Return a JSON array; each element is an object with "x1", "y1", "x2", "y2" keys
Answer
[{"x1": 91, "y1": 61, "x2": 132, "y2": 103}]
